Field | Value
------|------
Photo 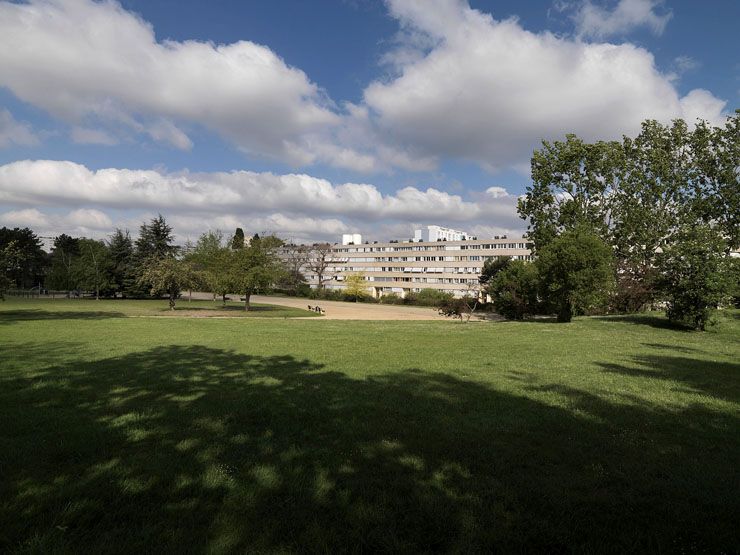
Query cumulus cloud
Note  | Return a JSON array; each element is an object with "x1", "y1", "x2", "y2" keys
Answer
[
  {"x1": 0, "y1": 0, "x2": 729, "y2": 175},
  {"x1": 0, "y1": 109, "x2": 39, "y2": 148},
  {"x1": 0, "y1": 207, "x2": 112, "y2": 237},
  {"x1": 0, "y1": 0, "x2": 344, "y2": 164},
  {"x1": 571, "y1": 0, "x2": 672, "y2": 39},
  {"x1": 360, "y1": 0, "x2": 727, "y2": 171},
  {"x1": 0, "y1": 160, "x2": 525, "y2": 243}
]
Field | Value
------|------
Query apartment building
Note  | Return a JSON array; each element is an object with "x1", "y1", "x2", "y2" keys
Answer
[{"x1": 300, "y1": 226, "x2": 533, "y2": 298}]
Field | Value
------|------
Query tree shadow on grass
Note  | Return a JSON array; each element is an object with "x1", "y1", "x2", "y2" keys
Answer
[
  {"x1": 592, "y1": 314, "x2": 689, "y2": 331},
  {"x1": 597, "y1": 354, "x2": 740, "y2": 403},
  {"x1": 0, "y1": 309, "x2": 127, "y2": 324},
  {"x1": 0, "y1": 346, "x2": 737, "y2": 553}
]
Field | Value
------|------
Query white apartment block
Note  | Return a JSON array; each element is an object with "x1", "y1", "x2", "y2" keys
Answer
[{"x1": 299, "y1": 227, "x2": 533, "y2": 298}]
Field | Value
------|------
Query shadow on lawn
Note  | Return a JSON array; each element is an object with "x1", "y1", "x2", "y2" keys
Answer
[
  {"x1": 593, "y1": 313, "x2": 689, "y2": 331},
  {"x1": 598, "y1": 354, "x2": 740, "y2": 403},
  {"x1": 0, "y1": 347, "x2": 737, "y2": 553},
  {"x1": 0, "y1": 309, "x2": 126, "y2": 324}
]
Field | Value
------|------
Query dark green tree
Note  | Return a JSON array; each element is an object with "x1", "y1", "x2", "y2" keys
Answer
[
  {"x1": 47, "y1": 234, "x2": 81, "y2": 291},
  {"x1": 479, "y1": 256, "x2": 512, "y2": 287},
  {"x1": 0, "y1": 241, "x2": 22, "y2": 300},
  {"x1": 657, "y1": 225, "x2": 737, "y2": 330},
  {"x1": 135, "y1": 214, "x2": 178, "y2": 261},
  {"x1": 108, "y1": 229, "x2": 135, "y2": 297},
  {"x1": 536, "y1": 227, "x2": 614, "y2": 322},
  {"x1": 133, "y1": 215, "x2": 178, "y2": 297},
  {"x1": 487, "y1": 260, "x2": 540, "y2": 320},
  {"x1": 0, "y1": 227, "x2": 46, "y2": 289},
  {"x1": 230, "y1": 227, "x2": 245, "y2": 250}
]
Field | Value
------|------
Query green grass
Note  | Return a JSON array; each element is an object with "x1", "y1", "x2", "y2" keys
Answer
[
  {"x1": 0, "y1": 300, "x2": 738, "y2": 553},
  {"x1": 0, "y1": 297, "x2": 320, "y2": 320}
]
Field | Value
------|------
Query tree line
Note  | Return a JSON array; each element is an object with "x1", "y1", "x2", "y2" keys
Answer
[
  {"x1": 482, "y1": 111, "x2": 739, "y2": 329},
  {"x1": 0, "y1": 216, "x2": 289, "y2": 310}
]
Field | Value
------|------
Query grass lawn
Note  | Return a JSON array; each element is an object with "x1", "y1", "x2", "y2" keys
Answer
[
  {"x1": 0, "y1": 300, "x2": 738, "y2": 553},
  {"x1": 0, "y1": 297, "x2": 320, "y2": 320}
]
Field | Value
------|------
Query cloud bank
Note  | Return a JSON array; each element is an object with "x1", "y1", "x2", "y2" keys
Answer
[{"x1": 0, "y1": 160, "x2": 523, "y2": 244}]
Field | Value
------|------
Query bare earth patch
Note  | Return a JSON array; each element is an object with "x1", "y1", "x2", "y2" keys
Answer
[{"x1": 251, "y1": 294, "x2": 451, "y2": 320}]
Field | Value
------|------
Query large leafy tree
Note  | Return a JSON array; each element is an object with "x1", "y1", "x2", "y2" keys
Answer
[
  {"x1": 186, "y1": 230, "x2": 233, "y2": 303},
  {"x1": 0, "y1": 227, "x2": 46, "y2": 289},
  {"x1": 487, "y1": 260, "x2": 540, "y2": 320},
  {"x1": 73, "y1": 239, "x2": 114, "y2": 299},
  {"x1": 535, "y1": 227, "x2": 614, "y2": 323},
  {"x1": 138, "y1": 257, "x2": 199, "y2": 310},
  {"x1": 518, "y1": 135, "x2": 624, "y2": 252},
  {"x1": 519, "y1": 112, "x2": 739, "y2": 317},
  {"x1": 231, "y1": 235, "x2": 285, "y2": 310},
  {"x1": 691, "y1": 110, "x2": 740, "y2": 251}
]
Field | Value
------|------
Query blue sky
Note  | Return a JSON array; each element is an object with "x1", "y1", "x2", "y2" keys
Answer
[{"x1": 0, "y1": 0, "x2": 737, "y2": 244}]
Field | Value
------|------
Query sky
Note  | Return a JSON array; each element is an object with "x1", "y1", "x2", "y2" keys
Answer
[{"x1": 0, "y1": 0, "x2": 737, "y2": 247}]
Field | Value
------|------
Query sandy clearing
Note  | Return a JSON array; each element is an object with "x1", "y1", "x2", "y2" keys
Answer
[{"x1": 251, "y1": 295, "x2": 449, "y2": 320}]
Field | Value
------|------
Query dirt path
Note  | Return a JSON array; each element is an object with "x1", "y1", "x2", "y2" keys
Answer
[{"x1": 251, "y1": 295, "x2": 449, "y2": 320}]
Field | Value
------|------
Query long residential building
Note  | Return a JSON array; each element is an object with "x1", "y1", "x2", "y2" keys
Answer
[{"x1": 300, "y1": 226, "x2": 533, "y2": 298}]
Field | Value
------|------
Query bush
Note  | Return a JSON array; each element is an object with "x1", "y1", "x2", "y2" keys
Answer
[
  {"x1": 410, "y1": 288, "x2": 454, "y2": 307},
  {"x1": 379, "y1": 293, "x2": 405, "y2": 305}
]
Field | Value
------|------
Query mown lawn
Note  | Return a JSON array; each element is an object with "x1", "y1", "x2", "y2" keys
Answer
[
  {"x1": 0, "y1": 297, "x2": 320, "y2": 319},
  {"x1": 0, "y1": 300, "x2": 738, "y2": 553}
]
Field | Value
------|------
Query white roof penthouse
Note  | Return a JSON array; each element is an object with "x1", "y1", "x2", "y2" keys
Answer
[{"x1": 302, "y1": 228, "x2": 533, "y2": 299}]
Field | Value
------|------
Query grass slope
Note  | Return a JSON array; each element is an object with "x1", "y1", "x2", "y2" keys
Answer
[{"x1": 0, "y1": 301, "x2": 738, "y2": 553}]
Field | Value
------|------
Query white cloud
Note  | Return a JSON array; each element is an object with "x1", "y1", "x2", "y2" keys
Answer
[
  {"x1": 0, "y1": 207, "x2": 112, "y2": 237},
  {"x1": 0, "y1": 159, "x2": 525, "y2": 243},
  {"x1": 358, "y1": 0, "x2": 727, "y2": 171},
  {"x1": 0, "y1": 0, "x2": 340, "y2": 164},
  {"x1": 0, "y1": 109, "x2": 39, "y2": 148},
  {"x1": 572, "y1": 0, "x2": 672, "y2": 39},
  {"x1": 0, "y1": 0, "x2": 727, "y2": 177}
]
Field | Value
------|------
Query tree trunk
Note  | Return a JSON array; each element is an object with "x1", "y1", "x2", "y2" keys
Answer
[
  {"x1": 244, "y1": 292, "x2": 251, "y2": 311},
  {"x1": 557, "y1": 303, "x2": 572, "y2": 323},
  {"x1": 169, "y1": 292, "x2": 176, "y2": 311},
  {"x1": 222, "y1": 293, "x2": 227, "y2": 306}
]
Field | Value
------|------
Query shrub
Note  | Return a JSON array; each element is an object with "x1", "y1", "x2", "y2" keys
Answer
[{"x1": 379, "y1": 293, "x2": 405, "y2": 305}]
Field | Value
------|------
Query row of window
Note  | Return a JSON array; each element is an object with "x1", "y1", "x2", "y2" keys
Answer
[
  {"x1": 343, "y1": 254, "x2": 532, "y2": 263},
  {"x1": 370, "y1": 277, "x2": 479, "y2": 284},
  {"x1": 334, "y1": 242, "x2": 530, "y2": 254}
]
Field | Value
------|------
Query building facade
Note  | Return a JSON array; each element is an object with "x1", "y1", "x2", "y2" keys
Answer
[{"x1": 300, "y1": 228, "x2": 533, "y2": 298}]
